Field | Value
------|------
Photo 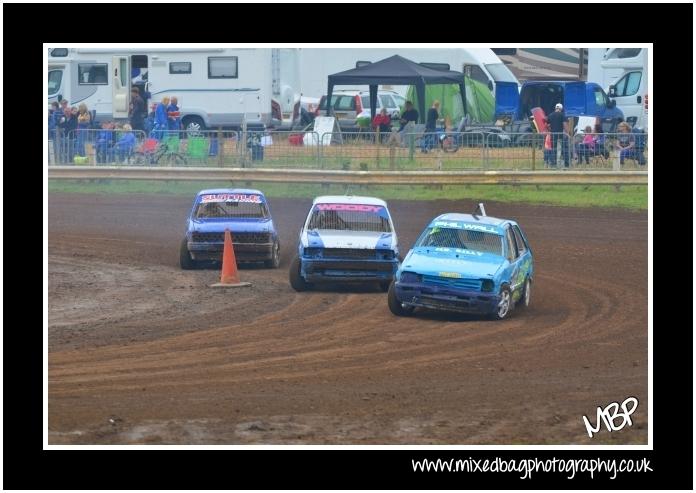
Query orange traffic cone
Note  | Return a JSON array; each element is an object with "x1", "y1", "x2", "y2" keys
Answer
[{"x1": 209, "y1": 229, "x2": 251, "y2": 288}]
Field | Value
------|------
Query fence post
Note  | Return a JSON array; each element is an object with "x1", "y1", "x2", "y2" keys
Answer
[
  {"x1": 376, "y1": 128, "x2": 381, "y2": 169},
  {"x1": 531, "y1": 143, "x2": 536, "y2": 171},
  {"x1": 218, "y1": 127, "x2": 224, "y2": 167}
]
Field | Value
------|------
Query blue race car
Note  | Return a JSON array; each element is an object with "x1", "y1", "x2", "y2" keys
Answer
[
  {"x1": 388, "y1": 204, "x2": 533, "y2": 319},
  {"x1": 289, "y1": 195, "x2": 400, "y2": 292},
  {"x1": 180, "y1": 188, "x2": 280, "y2": 269}
]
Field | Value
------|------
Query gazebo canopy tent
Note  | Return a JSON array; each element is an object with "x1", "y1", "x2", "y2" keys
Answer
[{"x1": 325, "y1": 55, "x2": 467, "y2": 124}]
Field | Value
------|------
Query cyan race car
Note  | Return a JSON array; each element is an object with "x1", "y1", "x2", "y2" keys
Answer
[
  {"x1": 289, "y1": 195, "x2": 400, "y2": 291},
  {"x1": 388, "y1": 205, "x2": 533, "y2": 319},
  {"x1": 179, "y1": 188, "x2": 280, "y2": 269}
]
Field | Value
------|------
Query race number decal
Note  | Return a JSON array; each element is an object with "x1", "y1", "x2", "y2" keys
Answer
[{"x1": 201, "y1": 193, "x2": 262, "y2": 203}]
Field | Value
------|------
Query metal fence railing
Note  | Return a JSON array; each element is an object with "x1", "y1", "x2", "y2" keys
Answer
[{"x1": 47, "y1": 128, "x2": 648, "y2": 171}]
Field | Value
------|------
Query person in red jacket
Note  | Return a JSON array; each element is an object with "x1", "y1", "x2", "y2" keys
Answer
[{"x1": 372, "y1": 107, "x2": 392, "y2": 142}]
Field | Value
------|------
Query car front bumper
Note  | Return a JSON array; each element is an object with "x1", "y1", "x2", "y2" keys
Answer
[
  {"x1": 301, "y1": 257, "x2": 398, "y2": 283},
  {"x1": 188, "y1": 241, "x2": 274, "y2": 262},
  {"x1": 394, "y1": 281, "x2": 499, "y2": 314}
]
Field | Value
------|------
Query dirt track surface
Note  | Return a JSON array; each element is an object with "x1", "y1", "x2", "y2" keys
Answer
[{"x1": 48, "y1": 193, "x2": 648, "y2": 444}]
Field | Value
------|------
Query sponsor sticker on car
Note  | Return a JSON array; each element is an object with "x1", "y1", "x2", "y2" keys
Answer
[{"x1": 201, "y1": 193, "x2": 262, "y2": 203}]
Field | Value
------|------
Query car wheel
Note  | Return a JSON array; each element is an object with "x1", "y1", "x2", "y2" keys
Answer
[
  {"x1": 182, "y1": 116, "x2": 206, "y2": 137},
  {"x1": 387, "y1": 282, "x2": 414, "y2": 316},
  {"x1": 378, "y1": 280, "x2": 391, "y2": 292},
  {"x1": 289, "y1": 256, "x2": 310, "y2": 291},
  {"x1": 519, "y1": 278, "x2": 531, "y2": 309},
  {"x1": 179, "y1": 237, "x2": 197, "y2": 270},
  {"x1": 491, "y1": 285, "x2": 512, "y2": 320},
  {"x1": 264, "y1": 242, "x2": 281, "y2": 269}
]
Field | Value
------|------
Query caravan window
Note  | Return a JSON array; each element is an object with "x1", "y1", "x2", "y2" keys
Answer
[
  {"x1": 78, "y1": 63, "x2": 108, "y2": 85},
  {"x1": 48, "y1": 70, "x2": 62, "y2": 96},
  {"x1": 170, "y1": 62, "x2": 192, "y2": 74},
  {"x1": 208, "y1": 57, "x2": 238, "y2": 79}
]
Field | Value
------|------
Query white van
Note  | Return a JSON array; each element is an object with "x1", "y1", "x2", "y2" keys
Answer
[
  {"x1": 48, "y1": 48, "x2": 300, "y2": 131},
  {"x1": 601, "y1": 48, "x2": 648, "y2": 131},
  {"x1": 294, "y1": 48, "x2": 518, "y2": 99}
]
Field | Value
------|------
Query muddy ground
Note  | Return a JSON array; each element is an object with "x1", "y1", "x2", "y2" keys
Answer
[{"x1": 48, "y1": 193, "x2": 648, "y2": 444}]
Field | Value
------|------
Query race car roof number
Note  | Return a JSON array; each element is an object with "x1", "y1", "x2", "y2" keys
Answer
[
  {"x1": 200, "y1": 193, "x2": 262, "y2": 203},
  {"x1": 432, "y1": 221, "x2": 498, "y2": 234},
  {"x1": 316, "y1": 204, "x2": 383, "y2": 212}
]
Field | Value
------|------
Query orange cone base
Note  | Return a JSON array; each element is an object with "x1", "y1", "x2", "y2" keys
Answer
[{"x1": 209, "y1": 281, "x2": 251, "y2": 288}]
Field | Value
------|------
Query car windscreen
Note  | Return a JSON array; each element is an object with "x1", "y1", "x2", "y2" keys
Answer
[
  {"x1": 307, "y1": 204, "x2": 391, "y2": 232},
  {"x1": 415, "y1": 227, "x2": 502, "y2": 255},
  {"x1": 195, "y1": 194, "x2": 268, "y2": 219},
  {"x1": 485, "y1": 62, "x2": 518, "y2": 83}
]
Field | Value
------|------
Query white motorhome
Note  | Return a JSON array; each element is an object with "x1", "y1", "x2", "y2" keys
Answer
[
  {"x1": 587, "y1": 48, "x2": 648, "y2": 131},
  {"x1": 48, "y1": 48, "x2": 300, "y2": 131},
  {"x1": 292, "y1": 48, "x2": 519, "y2": 99}
]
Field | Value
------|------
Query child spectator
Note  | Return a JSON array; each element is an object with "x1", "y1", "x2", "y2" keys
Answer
[
  {"x1": 95, "y1": 121, "x2": 115, "y2": 164},
  {"x1": 114, "y1": 123, "x2": 136, "y2": 162},
  {"x1": 372, "y1": 107, "x2": 392, "y2": 142},
  {"x1": 76, "y1": 103, "x2": 92, "y2": 157},
  {"x1": 575, "y1": 125, "x2": 595, "y2": 164}
]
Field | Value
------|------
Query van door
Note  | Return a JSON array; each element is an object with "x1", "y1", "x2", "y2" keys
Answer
[
  {"x1": 608, "y1": 71, "x2": 644, "y2": 128},
  {"x1": 112, "y1": 56, "x2": 130, "y2": 118},
  {"x1": 562, "y1": 82, "x2": 585, "y2": 116},
  {"x1": 48, "y1": 67, "x2": 64, "y2": 104},
  {"x1": 494, "y1": 81, "x2": 519, "y2": 118}
]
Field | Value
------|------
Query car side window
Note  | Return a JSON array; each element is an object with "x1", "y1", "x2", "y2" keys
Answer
[
  {"x1": 512, "y1": 225, "x2": 527, "y2": 255},
  {"x1": 505, "y1": 227, "x2": 518, "y2": 261}
]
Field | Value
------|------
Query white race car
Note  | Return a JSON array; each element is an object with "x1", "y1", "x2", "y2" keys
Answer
[{"x1": 289, "y1": 195, "x2": 400, "y2": 292}]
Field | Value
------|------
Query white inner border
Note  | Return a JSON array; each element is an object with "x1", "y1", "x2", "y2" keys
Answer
[{"x1": 43, "y1": 42, "x2": 652, "y2": 451}]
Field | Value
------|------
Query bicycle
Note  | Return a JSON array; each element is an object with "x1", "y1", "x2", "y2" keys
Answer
[{"x1": 131, "y1": 137, "x2": 187, "y2": 165}]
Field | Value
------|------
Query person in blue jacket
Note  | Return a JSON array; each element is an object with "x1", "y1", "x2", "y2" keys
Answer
[
  {"x1": 151, "y1": 96, "x2": 170, "y2": 140},
  {"x1": 114, "y1": 123, "x2": 136, "y2": 162},
  {"x1": 95, "y1": 121, "x2": 115, "y2": 164}
]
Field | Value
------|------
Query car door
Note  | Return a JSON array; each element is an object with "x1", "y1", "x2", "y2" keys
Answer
[
  {"x1": 379, "y1": 94, "x2": 398, "y2": 119},
  {"x1": 504, "y1": 225, "x2": 526, "y2": 301},
  {"x1": 511, "y1": 224, "x2": 533, "y2": 300}
]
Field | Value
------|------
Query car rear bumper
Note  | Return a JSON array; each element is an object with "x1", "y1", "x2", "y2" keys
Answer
[
  {"x1": 301, "y1": 257, "x2": 398, "y2": 282},
  {"x1": 188, "y1": 241, "x2": 274, "y2": 262},
  {"x1": 394, "y1": 281, "x2": 499, "y2": 314}
]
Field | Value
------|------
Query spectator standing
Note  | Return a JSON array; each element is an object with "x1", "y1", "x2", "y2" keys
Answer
[
  {"x1": 129, "y1": 88, "x2": 146, "y2": 132},
  {"x1": 545, "y1": 103, "x2": 570, "y2": 168},
  {"x1": 167, "y1": 96, "x2": 181, "y2": 132},
  {"x1": 152, "y1": 97, "x2": 170, "y2": 140},
  {"x1": 95, "y1": 121, "x2": 114, "y2": 164},
  {"x1": 58, "y1": 106, "x2": 78, "y2": 162},
  {"x1": 421, "y1": 100, "x2": 440, "y2": 153},
  {"x1": 398, "y1": 100, "x2": 419, "y2": 143},
  {"x1": 76, "y1": 103, "x2": 92, "y2": 157}
]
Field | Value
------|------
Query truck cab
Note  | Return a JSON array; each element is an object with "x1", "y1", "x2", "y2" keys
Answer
[{"x1": 495, "y1": 80, "x2": 624, "y2": 132}]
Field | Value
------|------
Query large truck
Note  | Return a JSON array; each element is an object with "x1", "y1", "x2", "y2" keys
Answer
[
  {"x1": 587, "y1": 48, "x2": 648, "y2": 131},
  {"x1": 47, "y1": 47, "x2": 301, "y2": 131}
]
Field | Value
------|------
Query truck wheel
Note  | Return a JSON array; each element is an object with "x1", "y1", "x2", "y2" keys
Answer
[
  {"x1": 388, "y1": 282, "x2": 414, "y2": 316},
  {"x1": 289, "y1": 256, "x2": 310, "y2": 291},
  {"x1": 179, "y1": 237, "x2": 197, "y2": 270},
  {"x1": 264, "y1": 242, "x2": 281, "y2": 268},
  {"x1": 491, "y1": 286, "x2": 512, "y2": 320}
]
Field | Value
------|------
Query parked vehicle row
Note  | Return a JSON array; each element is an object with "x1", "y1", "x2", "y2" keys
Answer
[{"x1": 180, "y1": 190, "x2": 534, "y2": 320}]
